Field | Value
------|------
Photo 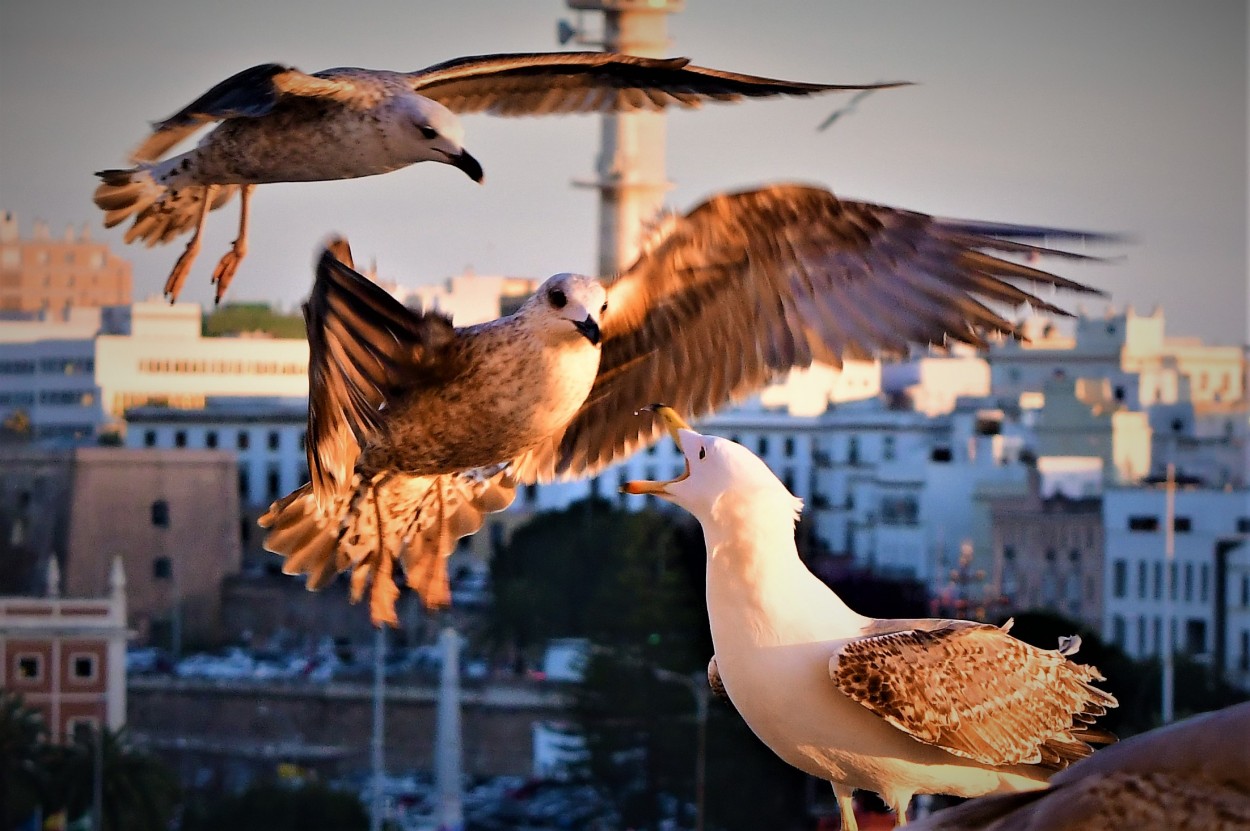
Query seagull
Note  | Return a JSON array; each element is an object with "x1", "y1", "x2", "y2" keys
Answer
[
  {"x1": 259, "y1": 182, "x2": 1114, "y2": 626},
  {"x1": 907, "y1": 701, "x2": 1250, "y2": 830},
  {"x1": 623, "y1": 406, "x2": 1119, "y2": 831},
  {"x1": 92, "y1": 52, "x2": 904, "y2": 303}
]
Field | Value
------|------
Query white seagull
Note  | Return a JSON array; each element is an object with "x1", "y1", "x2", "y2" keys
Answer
[
  {"x1": 908, "y1": 700, "x2": 1250, "y2": 830},
  {"x1": 260, "y1": 182, "x2": 1113, "y2": 626},
  {"x1": 624, "y1": 406, "x2": 1118, "y2": 831},
  {"x1": 92, "y1": 52, "x2": 902, "y2": 303}
]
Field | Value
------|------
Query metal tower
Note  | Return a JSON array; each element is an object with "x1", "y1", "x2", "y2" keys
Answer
[{"x1": 563, "y1": 0, "x2": 685, "y2": 278}]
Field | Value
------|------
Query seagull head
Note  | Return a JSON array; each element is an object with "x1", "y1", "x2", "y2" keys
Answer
[
  {"x1": 401, "y1": 95, "x2": 484, "y2": 183},
  {"x1": 623, "y1": 405, "x2": 803, "y2": 526},
  {"x1": 523, "y1": 273, "x2": 607, "y2": 346}
]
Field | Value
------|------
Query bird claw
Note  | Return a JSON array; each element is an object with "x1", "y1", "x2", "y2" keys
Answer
[
  {"x1": 211, "y1": 246, "x2": 246, "y2": 304},
  {"x1": 163, "y1": 245, "x2": 199, "y2": 304}
]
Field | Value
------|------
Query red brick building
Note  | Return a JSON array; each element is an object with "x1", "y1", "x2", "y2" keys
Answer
[{"x1": 0, "y1": 557, "x2": 127, "y2": 741}]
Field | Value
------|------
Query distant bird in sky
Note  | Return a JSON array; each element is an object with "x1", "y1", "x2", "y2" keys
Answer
[
  {"x1": 260, "y1": 182, "x2": 1112, "y2": 626},
  {"x1": 92, "y1": 52, "x2": 904, "y2": 303},
  {"x1": 907, "y1": 700, "x2": 1250, "y2": 831},
  {"x1": 623, "y1": 406, "x2": 1119, "y2": 831}
]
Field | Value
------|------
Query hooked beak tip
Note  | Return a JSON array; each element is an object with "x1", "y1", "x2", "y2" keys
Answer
[{"x1": 451, "y1": 149, "x2": 484, "y2": 184}]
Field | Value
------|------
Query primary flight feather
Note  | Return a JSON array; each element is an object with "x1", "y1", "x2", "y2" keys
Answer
[
  {"x1": 259, "y1": 182, "x2": 1114, "y2": 626},
  {"x1": 92, "y1": 52, "x2": 902, "y2": 303}
]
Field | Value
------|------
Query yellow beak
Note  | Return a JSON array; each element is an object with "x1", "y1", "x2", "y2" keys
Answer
[{"x1": 621, "y1": 404, "x2": 692, "y2": 496}]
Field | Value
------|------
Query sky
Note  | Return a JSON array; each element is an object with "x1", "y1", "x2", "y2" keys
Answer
[{"x1": 1, "y1": 0, "x2": 1246, "y2": 345}]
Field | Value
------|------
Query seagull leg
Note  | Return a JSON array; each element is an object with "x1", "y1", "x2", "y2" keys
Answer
[
  {"x1": 210, "y1": 183, "x2": 254, "y2": 304},
  {"x1": 163, "y1": 184, "x2": 217, "y2": 303},
  {"x1": 886, "y1": 791, "x2": 913, "y2": 826},
  {"x1": 832, "y1": 783, "x2": 858, "y2": 831}
]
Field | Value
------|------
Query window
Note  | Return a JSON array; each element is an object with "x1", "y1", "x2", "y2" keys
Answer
[
  {"x1": 757, "y1": 436, "x2": 769, "y2": 456},
  {"x1": 1200, "y1": 564, "x2": 1209, "y2": 602},
  {"x1": 1173, "y1": 516, "x2": 1192, "y2": 533},
  {"x1": 206, "y1": 430, "x2": 218, "y2": 449},
  {"x1": 1185, "y1": 619, "x2": 1207, "y2": 655},
  {"x1": 882, "y1": 435, "x2": 895, "y2": 461},
  {"x1": 1128, "y1": 515, "x2": 1159, "y2": 532},
  {"x1": 70, "y1": 654, "x2": 97, "y2": 682},
  {"x1": 1184, "y1": 563, "x2": 1193, "y2": 602},
  {"x1": 523, "y1": 483, "x2": 537, "y2": 505},
  {"x1": 237, "y1": 431, "x2": 250, "y2": 450},
  {"x1": 1137, "y1": 561, "x2": 1147, "y2": 599},
  {"x1": 143, "y1": 430, "x2": 156, "y2": 447},
  {"x1": 238, "y1": 468, "x2": 250, "y2": 499},
  {"x1": 1112, "y1": 560, "x2": 1127, "y2": 598},
  {"x1": 930, "y1": 447, "x2": 952, "y2": 463},
  {"x1": 67, "y1": 717, "x2": 98, "y2": 743},
  {"x1": 1111, "y1": 615, "x2": 1126, "y2": 648},
  {"x1": 15, "y1": 654, "x2": 42, "y2": 682},
  {"x1": 299, "y1": 431, "x2": 307, "y2": 451},
  {"x1": 1154, "y1": 561, "x2": 1163, "y2": 599},
  {"x1": 266, "y1": 466, "x2": 281, "y2": 500},
  {"x1": 1237, "y1": 518, "x2": 1250, "y2": 534},
  {"x1": 847, "y1": 436, "x2": 859, "y2": 465},
  {"x1": 153, "y1": 556, "x2": 172, "y2": 579},
  {"x1": 174, "y1": 430, "x2": 187, "y2": 448},
  {"x1": 784, "y1": 437, "x2": 795, "y2": 458},
  {"x1": 150, "y1": 499, "x2": 169, "y2": 527},
  {"x1": 268, "y1": 430, "x2": 280, "y2": 451}
]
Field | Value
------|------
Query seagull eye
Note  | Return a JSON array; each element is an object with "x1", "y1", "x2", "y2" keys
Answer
[
  {"x1": 548, "y1": 289, "x2": 567, "y2": 309},
  {"x1": 600, "y1": 301, "x2": 608, "y2": 314},
  {"x1": 698, "y1": 447, "x2": 707, "y2": 460},
  {"x1": 418, "y1": 125, "x2": 438, "y2": 140}
]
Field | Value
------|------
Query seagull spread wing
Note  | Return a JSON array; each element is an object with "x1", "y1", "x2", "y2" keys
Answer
[
  {"x1": 408, "y1": 51, "x2": 904, "y2": 116},
  {"x1": 545, "y1": 182, "x2": 1110, "y2": 479},
  {"x1": 829, "y1": 620, "x2": 1118, "y2": 768},
  {"x1": 304, "y1": 241, "x2": 459, "y2": 508},
  {"x1": 131, "y1": 63, "x2": 391, "y2": 162}
]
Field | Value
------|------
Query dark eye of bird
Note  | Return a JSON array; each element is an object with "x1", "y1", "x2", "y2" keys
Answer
[
  {"x1": 600, "y1": 301, "x2": 608, "y2": 314},
  {"x1": 418, "y1": 125, "x2": 438, "y2": 140},
  {"x1": 548, "y1": 289, "x2": 567, "y2": 309},
  {"x1": 698, "y1": 447, "x2": 707, "y2": 460}
]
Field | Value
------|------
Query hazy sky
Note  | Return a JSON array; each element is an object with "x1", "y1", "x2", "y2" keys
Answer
[{"x1": 1, "y1": 1, "x2": 1245, "y2": 344}]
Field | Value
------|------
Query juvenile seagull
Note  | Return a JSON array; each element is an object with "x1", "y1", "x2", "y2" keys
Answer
[
  {"x1": 624, "y1": 406, "x2": 1119, "y2": 831},
  {"x1": 92, "y1": 52, "x2": 902, "y2": 303},
  {"x1": 260, "y1": 182, "x2": 1113, "y2": 625},
  {"x1": 907, "y1": 701, "x2": 1250, "y2": 830}
]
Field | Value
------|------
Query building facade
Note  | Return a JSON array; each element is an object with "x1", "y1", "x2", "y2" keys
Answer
[
  {"x1": 0, "y1": 557, "x2": 128, "y2": 741},
  {"x1": 0, "y1": 213, "x2": 132, "y2": 313},
  {"x1": 1102, "y1": 485, "x2": 1250, "y2": 689}
]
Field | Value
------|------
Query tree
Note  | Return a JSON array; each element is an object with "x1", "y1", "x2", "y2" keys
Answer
[
  {"x1": 43, "y1": 727, "x2": 179, "y2": 831},
  {"x1": 492, "y1": 500, "x2": 811, "y2": 830},
  {"x1": 0, "y1": 691, "x2": 48, "y2": 830}
]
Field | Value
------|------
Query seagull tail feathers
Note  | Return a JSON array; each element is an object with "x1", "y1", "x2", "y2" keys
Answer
[
  {"x1": 92, "y1": 167, "x2": 235, "y2": 246},
  {"x1": 259, "y1": 466, "x2": 517, "y2": 626}
]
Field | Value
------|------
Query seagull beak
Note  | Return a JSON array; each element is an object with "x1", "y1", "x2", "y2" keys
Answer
[
  {"x1": 450, "y1": 148, "x2": 484, "y2": 183},
  {"x1": 573, "y1": 316, "x2": 601, "y2": 345},
  {"x1": 621, "y1": 404, "x2": 691, "y2": 496}
]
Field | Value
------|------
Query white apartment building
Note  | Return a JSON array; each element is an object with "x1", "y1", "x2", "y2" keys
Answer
[
  {"x1": 1103, "y1": 486, "x2": 1250, "y2": 689},
  {"x1": 124, "y1": 398, "x2": 308, "y2": 507}
]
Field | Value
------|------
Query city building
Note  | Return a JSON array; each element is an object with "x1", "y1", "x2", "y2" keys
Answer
[
  {"x1": 0, "y1": 212, "x2": 132, "y2": 313},
  {"x1": 0, "y1": 556, "x2": 128, "y2": 741},
  {"x1": 988, "y1": 467, "x2": 1105, "y2": 631},
  {"x1": 376, "y1": 269, "x2": 539, "y2": 326},
  {"x1": 0, "y1": 446, "x2": 242, "y2": 648},
  {"x1": 1102, "y1": 484, "x2": 1250, "y2": 689}
]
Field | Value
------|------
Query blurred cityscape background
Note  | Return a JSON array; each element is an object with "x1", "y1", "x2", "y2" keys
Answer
[{"x1": 1, "y1": 2, "x2": 1246, "y2": 830}]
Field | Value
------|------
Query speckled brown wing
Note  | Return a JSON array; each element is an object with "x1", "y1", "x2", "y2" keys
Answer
[
  {"x1": 906, "y1": 702, "x2": 1250, "y2": 831},
  {"x1": 131, "y1": 63, "x2": 391, "y2": 162},
  {"x1": 304, "y1": 241, "x2": 461, "y2": 509},
  {"x1": 547, "y1": 183, "x2": 1112, "y2": 479},
  {"x1": 830, "y1": 621, "x2": 1118, "y2": 769},
  {"x1": 407, "y1": 52, "x2": 903, "y2": 116}
]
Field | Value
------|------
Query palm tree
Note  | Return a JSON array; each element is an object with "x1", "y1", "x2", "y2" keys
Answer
[
  {"x1": 45, "y1": 726, "x2": 179, "y2": 831},
  {"x1": 0, "y1": 690, "x2": 49, "y2": 829}
]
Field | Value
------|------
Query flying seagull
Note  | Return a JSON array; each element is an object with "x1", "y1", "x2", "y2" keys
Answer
[
  {"x1": 907, "y1": 700, "x2": 1250, "y2": 830},
  {"x1": 623, "y1": 406, "x2": 1119, "y2": 831},
  {"x1": 259, "y1": 181, "x2": 1114, "y2": 626},
  {"x1": 92, "y1": 52, "x2": 903, "y2": 303}
]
